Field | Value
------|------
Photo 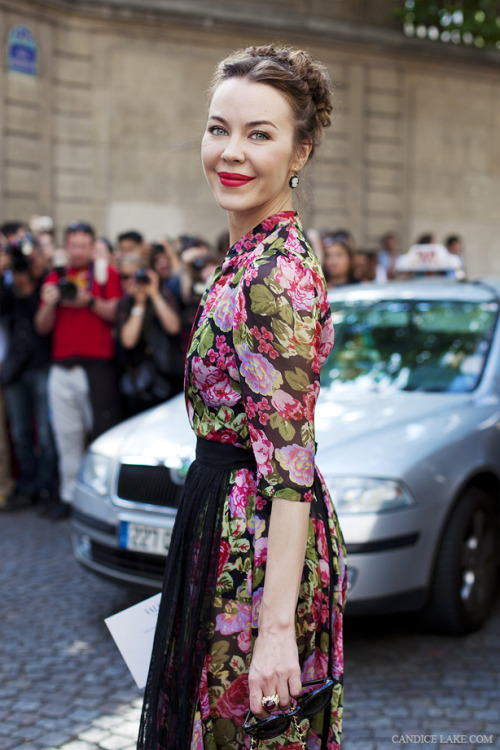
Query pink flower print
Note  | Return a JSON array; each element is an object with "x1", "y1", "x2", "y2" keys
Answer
[
  {"x1": 243, "y1": 266, "x2": 259, "y2": 287},
  {"x1": 302, "y1": 647, "x2": 328, "y2": 683},
  {"x1": 303, "y1": 381, "x2": 319, "y2": 422},
  {"x1": 228, "y1": 480, "x2": 249, "y2": 519},
  {"x1": 319, "y1": 558, "x2": 330, "y2": 588},
  {"x1": 238, "y1": 344, "x2": 283, "y2": 395},
  {"x1": 237, "y1": 628, "x2": 252, "y2": 654},
  {"x1": 190, "y1": 716, "x2": 204, "y2": 749},
  {"x1": 217, "y1": 540, "x2": 231, "y2": 578},
  {"x1": 205, "y1": 376, "x2": 240, "y2": 407},
  {"x1": 313, "y1": 517, "x2": 329, "y2": 561},
  {"x1": 271, "y1": 389, "x2": 304, "y2": 421},
  {"x1": 332, "y1": 612, "x2": 344, "y2": 679},
  {"x1": 319, "y1": 314, "x2": 334, "y2": 366},
  {"x1": 284, "y1": 224, "x2": 304, "y2": 254},
  {"x1": 275, "y1": 443, "x2": 314, "y2": 486},
  {"x1": 254, "y1": 536, "x2": 268, "y2": 567},
  {"x1": 274, "y1": 255, "x2": 298, "y2": 290},
  {"x1": 287, "y1": 268, "x2": 316, "y2": 312},
  {"x1": 225, "y1": 353, "x2": 239, "y2": 381},
  {"x1": 199, "y1": 662, "x2": 211, "y2": 720},
  {"x1": 205, "y1": 429, "x2": 237, "y2": 444},
  {"x1": 233, "y1": 286, "x2": 247, "y2": 326},
  {"x1": 252, "y1": 587, "x2": 263, "y2": 628},
  {"x1": 248, "y1": 424, "x2": 274, "y2": 476},
  {"x1": 213, "y1": 284, "x2": 236, "y2": 332},
  {"x1": 215, "y1": 603, "x2": 251, "y2": 635},
  {"x1": 245, "y1": 397, "x2": 258, "y2": 419},
  {"x1": 256, "y1": 494, "x2": 268, "y2": 511},
  {"x1": 191, "y1": 357, "x2": 240, "y2": 407},
  {"x1": 217, "y1": 673, "x2": 249, "y2": 724}
]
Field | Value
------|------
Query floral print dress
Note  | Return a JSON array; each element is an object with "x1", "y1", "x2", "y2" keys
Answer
[{"x1": 184, "y1": 211, "x2": 347, "y2": 750}]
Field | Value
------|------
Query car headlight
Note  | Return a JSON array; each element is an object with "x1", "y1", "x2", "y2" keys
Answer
[
  {"x1": 324, "y1": 476, "x2": 414, "y2": 514},
  {"x1": 78, "y1": 451, "x2": 113, "y2": 496}
]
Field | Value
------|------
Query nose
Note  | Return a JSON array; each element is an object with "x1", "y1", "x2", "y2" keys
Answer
[{"x1": 221, "y1": 133, "x2": 245, "y2": 163}]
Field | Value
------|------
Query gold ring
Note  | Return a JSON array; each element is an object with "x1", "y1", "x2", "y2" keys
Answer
[{"x1": 261, "y1": 692, "x2": 279, "y2": 711}]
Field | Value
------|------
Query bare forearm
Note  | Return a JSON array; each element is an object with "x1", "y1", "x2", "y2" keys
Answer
[
  {"x1": 35, "y1": 305, "x2": 56, "y2": 335},
  {"x1": 259, "y1": 498, "x2": 310, "y2": 634},
  {"x1": 150, "y1": 293, "x2": 181, "y2": 335},
  {"x1": 92, "y1": 297, "x2": 118, "y2": 324},
  {"x1": 120, "y1": 312, "x2": 144, "y2": 348}
]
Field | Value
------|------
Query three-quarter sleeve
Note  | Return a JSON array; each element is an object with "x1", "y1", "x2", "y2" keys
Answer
[{"x1": 233, "y1": 247, "x2": 325, "y2": 503}]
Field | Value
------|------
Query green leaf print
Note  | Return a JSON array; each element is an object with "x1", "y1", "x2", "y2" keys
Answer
[
  {"x1": 274, "y1": 486, "x2": 302, "y2": 502},
  {"x1": 278, "y1": 296, "x2": 294, "y2": 324},
  {"x1": 301, "y1": 421, "x2": 315, "y2": 446},
  {"x1": 285, "y1": 366, "x2": 311, "y2": 392},
  {"x1": 249, "y1": 284, "x2": 278, "y2": 315},
  {"x1": 269, "y1": 411, "x2": 296, "y2": 441},
  {"x1": 198, "y1": 326, "x2": 214, "y2": 359},
  {"x1": 271, "y1": 317, "x2": 293, "y2": 348}
]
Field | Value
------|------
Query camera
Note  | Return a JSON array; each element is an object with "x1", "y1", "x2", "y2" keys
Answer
[
  {"x1": 52, "y1": 257, "x2": 78, "y2": 301},
  {"x1": 135, "y1": 268, "x2": 150, "y2": 284},
  {"x1": 191, "y1": 257, "x2": 207, "y2": 272},
  {"x1": 6, "y1": 235, "x2": 35, "y2": 273},
  {"x1": 57, "y1": 277, "x2": 78, "y2": 301}
]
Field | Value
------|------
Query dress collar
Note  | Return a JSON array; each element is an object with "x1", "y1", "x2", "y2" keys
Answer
[{"x1": 227, "y1": 211, "x2": 299, "y2": 258}]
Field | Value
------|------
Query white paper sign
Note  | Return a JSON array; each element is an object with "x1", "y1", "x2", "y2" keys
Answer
[{"x1": 105, "y1": 593, "x2": 161, "y2": 688}]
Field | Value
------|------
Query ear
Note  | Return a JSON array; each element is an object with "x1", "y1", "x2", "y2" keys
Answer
[{"x1": 292, "y1": 141, "x2": 313, "y2": 173}]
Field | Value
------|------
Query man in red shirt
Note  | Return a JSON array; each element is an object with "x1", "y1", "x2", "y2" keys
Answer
[{"x1": 35, "y1": 222, "x2": 123, "y2": 519}]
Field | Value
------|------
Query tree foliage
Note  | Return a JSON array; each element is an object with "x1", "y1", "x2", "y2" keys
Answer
[{"x1": 394, "y1": 1, "x2": 500, "y2": 49}]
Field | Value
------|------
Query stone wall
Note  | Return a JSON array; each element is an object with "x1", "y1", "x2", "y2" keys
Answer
[{"x1": 1, "y1": 0, "x2": 499, "y2": 275}]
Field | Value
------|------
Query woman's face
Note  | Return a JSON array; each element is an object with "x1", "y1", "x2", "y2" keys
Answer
[
  {"x1": 323, "y1": 242, "x2": 351, "y2": 282},
  {"x1": 201, "y1": 78, "x2": 308, "y2": 232},
  {"x1": 153, "y1": 252, "x2": 170, "y2": 279}
]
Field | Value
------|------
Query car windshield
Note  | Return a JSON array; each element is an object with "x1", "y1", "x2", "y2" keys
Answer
[{"x1": 321, "y1": 298, "x2": 499, "y2": 394}]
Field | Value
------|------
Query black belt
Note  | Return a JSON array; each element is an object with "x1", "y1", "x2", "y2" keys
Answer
[{"x1": 195, "y1": 436, "x2": 257, "y2": 470}]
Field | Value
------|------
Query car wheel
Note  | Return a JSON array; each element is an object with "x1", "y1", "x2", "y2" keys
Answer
[{"x1": 424, "y1": 487, "x2": 498, "y2": 635}]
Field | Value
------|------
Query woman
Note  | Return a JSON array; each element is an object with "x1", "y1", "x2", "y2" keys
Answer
[
  {"x1": 138, "y1": 45, "x2": 347, "y2": 750},
  {"x1": 117, "y1": 254, "x2": 183, "y2": 415},
  {"x1": 322, "y1": 232, "x2": 357, "y2": 289}
]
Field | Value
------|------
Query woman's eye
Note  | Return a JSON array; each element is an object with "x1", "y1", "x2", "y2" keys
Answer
[
  {"x1": 250, "y1": 131, "x2": 270, "y2": 141},
  {"x1": 209, "y1": 126, "x2": 227, "y2": 136}
]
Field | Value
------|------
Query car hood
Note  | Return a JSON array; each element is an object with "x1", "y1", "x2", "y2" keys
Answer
[
  {"x1": 315, "y1": 388, "x2": 473, "y2": 477},
  {"x1": 92, "y1": 389, "x2": 473, "y2": 478}
]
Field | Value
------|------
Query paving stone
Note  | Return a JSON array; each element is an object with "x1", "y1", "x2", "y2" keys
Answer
[{"x1": 2, "y1": 511, "x2": 500, "y2": 750}]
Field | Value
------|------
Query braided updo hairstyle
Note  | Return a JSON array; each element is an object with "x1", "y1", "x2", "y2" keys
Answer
[{"x1": 210, "y1": 44, "x2": 333, "y2": 160}]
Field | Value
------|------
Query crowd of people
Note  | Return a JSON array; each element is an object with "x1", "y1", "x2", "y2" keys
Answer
[{"x1": 0, "y1": 214, "x2": 464, "y2": 520}]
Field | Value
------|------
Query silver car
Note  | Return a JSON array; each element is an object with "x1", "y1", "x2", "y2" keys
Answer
[{"x1": 71, "y1": 278, "x2": 500, "y2": 634}]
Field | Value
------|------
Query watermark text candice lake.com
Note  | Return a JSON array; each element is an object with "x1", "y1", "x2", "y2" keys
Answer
[{"x1": 392, "y1": 736, "x2": 494, "y2": 745}]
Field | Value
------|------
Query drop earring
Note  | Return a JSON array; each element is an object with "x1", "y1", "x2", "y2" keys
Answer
[{"x1": 289, "y1": 172, "x2": 300, "y2": 189}]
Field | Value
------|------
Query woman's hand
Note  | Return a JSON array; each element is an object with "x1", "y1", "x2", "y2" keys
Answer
[
  {"x1": 249, "y1": 626, "x2": 302, "y2": 718},
  {"x1": 144, "y1": 268, "x2": 161, "y2": 299}
]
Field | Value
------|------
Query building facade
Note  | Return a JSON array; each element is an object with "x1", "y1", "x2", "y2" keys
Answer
[{"x1": 1, "y1": 0, "x2": 499, "y2": 273}]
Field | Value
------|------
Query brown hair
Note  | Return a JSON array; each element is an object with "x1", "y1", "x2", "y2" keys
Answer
[{"x1": 210, "y1": 44, "x2": 333, "y2": 159}]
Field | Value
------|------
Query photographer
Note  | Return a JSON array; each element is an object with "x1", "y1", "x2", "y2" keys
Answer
[
  {"x1": 178, "y1": 238, "x2": 220, "y2": 353},
  {"x1": 35, "y1": 221, "x2": 123, "y2": 520},
  {"x1": 117, "y1": 254, "x2": 183, "y2": 416},
  {"x1": 0, "y1": 235, "x2": 57, "y2": 513}
]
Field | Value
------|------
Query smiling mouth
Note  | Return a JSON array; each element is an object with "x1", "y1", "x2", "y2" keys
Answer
[{"x1": 218, "y1": 172, "x2": 255, "y2": 188}]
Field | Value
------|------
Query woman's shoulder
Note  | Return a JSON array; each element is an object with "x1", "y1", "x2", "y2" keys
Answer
[{"x1": 246, "y1": 217, "x2": 325, "y2": 287}]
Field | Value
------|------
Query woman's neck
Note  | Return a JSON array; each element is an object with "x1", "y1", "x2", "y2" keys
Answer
[{"x1": 227, "y1": 196, "x2": 294, "y2": 247}]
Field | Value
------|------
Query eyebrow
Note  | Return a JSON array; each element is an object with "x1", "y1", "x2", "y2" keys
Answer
[{"x1": 208, "y1": 115, "x2": 278, "y2": 130}]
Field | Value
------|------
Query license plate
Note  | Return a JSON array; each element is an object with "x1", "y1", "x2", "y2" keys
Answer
[{"x1": 119, "y1": 522, "x2": 172, "y2": 556}]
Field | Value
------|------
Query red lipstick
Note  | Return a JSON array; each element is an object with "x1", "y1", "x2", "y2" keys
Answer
[{"x1": 218, "y1": 172, "x2": 255, "y2": 188}]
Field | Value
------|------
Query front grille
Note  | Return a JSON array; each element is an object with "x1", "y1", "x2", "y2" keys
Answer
[
  {"x1": 117, "y1": 464, "x2": 184, "y2": 507},
  {"x1": 91, "y1": 540, "x2": 166, "y2": 583}
]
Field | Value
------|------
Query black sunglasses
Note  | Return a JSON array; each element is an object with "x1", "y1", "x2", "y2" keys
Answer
[{"x1": 243, "y1": 677, "x2": 334, "y2": 742}]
